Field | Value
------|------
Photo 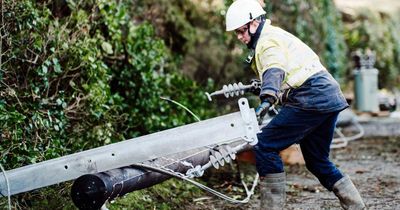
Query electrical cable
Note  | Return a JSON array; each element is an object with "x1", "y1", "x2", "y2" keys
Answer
[
  {"x1": 331, "y1": 118, "x2": 365, "y2": 149},
  {"x1": 132, "y1": 163, "x2": 259, "y2": 204},
  {"x1": 160, "y1": 97, "x2": 201, "y2": 122},
  {"x1": 0, "y1": 163, "x2": 11, "y2": 210}
]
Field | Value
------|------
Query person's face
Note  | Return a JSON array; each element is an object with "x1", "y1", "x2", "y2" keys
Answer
[
  {"x1": 235, "y1": 25, "x2": 250, "y2": 44},
  {"x1": 234, "y1": 21, "x2": 257, "y2": 45}
]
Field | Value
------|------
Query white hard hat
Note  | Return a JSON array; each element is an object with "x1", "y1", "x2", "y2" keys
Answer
[{"x1": 225, "y1": 0, "x2": 266, "y2": 31}]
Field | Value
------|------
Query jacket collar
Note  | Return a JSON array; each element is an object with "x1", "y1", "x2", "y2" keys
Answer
[{"x1": 247, "y1": 19, "x2": 267, "y2": 49}]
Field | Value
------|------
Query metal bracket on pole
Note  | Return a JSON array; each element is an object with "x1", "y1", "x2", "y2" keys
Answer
[
  {"x1": 0, "y1": 98, "x2": 259, "y2": 196},
  {"x1": 238, "y1": 98, "x2": 259, "y2": 145},
  {"x1": 185, "y1": 99, "x2": 260, "y2": 178}
]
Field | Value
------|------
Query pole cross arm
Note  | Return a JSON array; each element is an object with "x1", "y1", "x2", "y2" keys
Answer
[{"x1": 0, "y1": 98, "x2": 259, "y2": 196}]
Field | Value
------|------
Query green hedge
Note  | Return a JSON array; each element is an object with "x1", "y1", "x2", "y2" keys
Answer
[
  {"x1": 1, "y1": 1, "x2": 217, "y2": 208},
  {"x1": 0, "y1": 0, "x2": 215, "y2": 169}
]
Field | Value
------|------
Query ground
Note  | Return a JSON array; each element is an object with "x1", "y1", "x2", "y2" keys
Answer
[{"x1": 184, "y1": 137, "x2": 400, "y2": 210}]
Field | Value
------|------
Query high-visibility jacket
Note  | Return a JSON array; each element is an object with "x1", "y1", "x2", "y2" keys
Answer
[
  {"x1": 252, "y1": 20, "x2": 325, "y2": 90},
  {"x1": 251, "y1": 20, "x2": 348, "y2": 113}
]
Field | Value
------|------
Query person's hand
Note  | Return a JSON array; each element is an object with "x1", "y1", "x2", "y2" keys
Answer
[{"x1": 255, "y1": 100, "x2": 271, "y2": 124}]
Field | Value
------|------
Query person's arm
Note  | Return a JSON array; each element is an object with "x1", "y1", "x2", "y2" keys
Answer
[
  {"x1": 260, "y1": 68, "x2": 285, "y2": 104},
  {"x1": 256, "y1": 38, "x2": 288, "y2": 103}
]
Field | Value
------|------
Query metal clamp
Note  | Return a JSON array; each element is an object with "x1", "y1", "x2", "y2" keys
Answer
[{"x1": 238, "y1": 98, "x2": 259, "y2": 145}]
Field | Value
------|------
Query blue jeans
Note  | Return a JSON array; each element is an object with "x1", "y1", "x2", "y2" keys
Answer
[{"x1": 254, "y1": 106, "x2": 344, "y2": 191}]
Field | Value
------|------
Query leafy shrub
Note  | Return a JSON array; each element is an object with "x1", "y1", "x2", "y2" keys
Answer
[
  {"x1": 1, "y1": 0, "x2": 216, "y2": 208},
  {"x1": 0, "y1": 0, "x2": 214, "y2": 175}
]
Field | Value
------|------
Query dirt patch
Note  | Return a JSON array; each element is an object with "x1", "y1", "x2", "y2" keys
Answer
[{"x1": 185, "y1": 138, "x2": 400, "y2": 209}]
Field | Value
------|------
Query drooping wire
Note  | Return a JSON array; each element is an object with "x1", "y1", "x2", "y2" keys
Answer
[
  {"x1": 160, "y1": 97, "x2": 201, "y2": 122},
  {"x1": 132, "y1": 163, "x2": 259, "y2": 204},
  {"x1": 0, "y1": 163, "x2": 11, "y2": 210}
]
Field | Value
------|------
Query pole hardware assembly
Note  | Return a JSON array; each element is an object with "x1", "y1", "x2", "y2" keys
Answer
[{"x1": 205, "y1": 79, "x2": 261, "y2": 101}]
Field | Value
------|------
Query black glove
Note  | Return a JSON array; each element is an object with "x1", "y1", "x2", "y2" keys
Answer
[
  {"x1": 255, "y1": 100, "x2": 271, "y2": 118},
  {"x1": 255, "y1": 100, "x2": 271, "y2": 125},
  {"x1": 255, "y1": 95, "x2": 276, "y2": 124}
]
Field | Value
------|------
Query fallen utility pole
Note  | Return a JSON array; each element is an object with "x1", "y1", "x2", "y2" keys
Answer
[
  {"x1": 0, "y1": 98, "x2": 259, "y2": 197},
  {"x1": 71, "y1": 149, "x2": 210, "y2": 210},
  {"x1": 71, "y1": 142, "x2": 252, "y2": 210}
]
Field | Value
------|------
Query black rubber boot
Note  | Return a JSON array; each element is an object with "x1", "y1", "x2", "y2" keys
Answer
[
  {"x1": 333, "y1": 175, "x2": 366, "y2": 210},
  {"x1": 259, "y1": 172, "x2": 286, "y2": 210}
]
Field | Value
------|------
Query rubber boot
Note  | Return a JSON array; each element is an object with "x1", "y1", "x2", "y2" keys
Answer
[
  {"x1": 333, "y1": 175, "x2": 366, "y2": 210},
  {"x1": 259, "y1": 172, "x2": 286, "y2": 210}
]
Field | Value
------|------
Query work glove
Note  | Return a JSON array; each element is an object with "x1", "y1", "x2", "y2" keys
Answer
[
  {"x1": 255, "y1": 100, "x2": 271, "y2": 125},
  {"x1": 256, "y1": 94, "x2": 277, "y2": 124}
]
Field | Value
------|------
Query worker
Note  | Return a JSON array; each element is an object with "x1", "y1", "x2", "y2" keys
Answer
[{"x1": 225, "y1": 0, "x2": 366, "y2": 209}]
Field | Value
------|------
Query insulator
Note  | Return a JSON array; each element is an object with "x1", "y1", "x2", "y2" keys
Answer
[
  {"x1": 215, "y1": 152, "x2": 224, "y2": 166},
  {"x1": 222, "y1": 82, "x2": 246, "y2": 98},
  {"x1": 186, "y1": 144, "x2": 246, "y2": 178},
  {"x1": 208, "y1": 146, "x2": 238, "y2": 170},
  {"x1": 219, "y1": 148, "x2": 230, "y2": 163},
  {"x1": 210, "y1": 155, "x2": 219, "y2": 169},
  {"x1": 225, "y1": 145, "x2": 236, "y2": 161}
]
